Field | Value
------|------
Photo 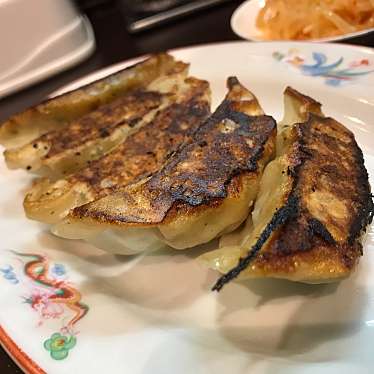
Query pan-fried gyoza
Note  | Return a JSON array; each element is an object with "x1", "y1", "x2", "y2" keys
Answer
[
  {"x1": 24, "y1": 75, "x2": 211, "y2": 225},
  {"x1": 200, "y1": 87, "x2": 373, "y2": 289},
  {"x1": 0, "y1": 53, "x2": 181, "y2": 149},
  {"x1": 51, "y1": 78, "x2": 276, "y2": 254},
  {"x1": 1, "y1": 53, "x2": 372, "y2": 286},
  {"x1": 3, "y1": 57, "x2": 189, "y2": 177}
]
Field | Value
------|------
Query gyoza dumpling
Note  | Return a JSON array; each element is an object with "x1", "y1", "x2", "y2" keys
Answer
[
  {"x1": 219, "y1": 87, "x2": 323, "y2": 249},
  {"x1": 3, "y1": 56, "x2": 189, "y2": 177},
  {"x1": 200, "y1": 87, "x2": 373, "y2": 290},
  {"x1": 24, "y1": 75, "x2": 211, "y2": 224},
  {"x1": 0, "y1": 53, "x2": 180, "y2": 149},
  {"x1": 52, "y1": 77, "x2": 277, "y2": 254}
]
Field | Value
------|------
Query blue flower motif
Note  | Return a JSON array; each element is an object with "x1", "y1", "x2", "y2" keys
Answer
[
  {"x1": 0, "y1": 265, "x2": 19, "y2": 284},
  {"x1": 325, "y1": 78, "x2": 342, "y2": 87},
  {"x1": 300, "y1": 53, "x2": 344, "y2": 77},
  {"x1": 51, "y1": 264, "x2": 66, "y2": 277},
  {"x1": 274, "y1": 49, "x2": 374, "y2": 86},
  {"x1": 311, "y1": 52, "x2": 327, "y2": 65}
]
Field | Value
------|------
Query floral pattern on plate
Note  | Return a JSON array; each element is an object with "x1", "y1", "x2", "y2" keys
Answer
[
  {"x1": 273, "y1": 49, "x2": 374, "y2": 86},
  {"x1": 1, "y1": 251, "x2": 88, "y2": 361}
]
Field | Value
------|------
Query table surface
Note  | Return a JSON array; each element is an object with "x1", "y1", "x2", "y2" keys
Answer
[{"x1": 0, "y1": 1, "x2": 372, "y2": 372}]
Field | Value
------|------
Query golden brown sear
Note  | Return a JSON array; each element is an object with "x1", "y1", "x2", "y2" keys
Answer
[
  {"x1": 38, "y1": 91, "x2": 163, "y2": 159},
  {"x1": 70, "y1": 79, "x2": 211, "y2": 198},
  {"x1": 0, "y1": 53, "x2": 182, "y2": 148},
  {"x1": 3, "y1": 57, "x2": 190, "y2": 177},
  {"x1": 56, "y1": 77, "x2": 276, "y2": 251},
  {"x1": 74, "y1": 106, "x2": 274, "y2": 225},
  {"x1": 213, "y1": 114, "x2": 373, "y2": 290},
  {"x1": 4, "y1": 90, "x2": 166, "y2": 176},
  {"x1": 23, "y1": 76, "x2": 211, "y2": 224}
]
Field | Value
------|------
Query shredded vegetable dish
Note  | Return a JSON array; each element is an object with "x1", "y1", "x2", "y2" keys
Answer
[{"x1": 256, "y1": 0, "x2": 374, "y2": 40}]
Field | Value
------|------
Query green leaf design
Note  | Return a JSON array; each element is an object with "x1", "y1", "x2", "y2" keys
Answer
[
  {"x1": 43, "y1": 332, "x2": 77, "y2": 360},
  {"x1": 64, "y1": 336, "x2": 77, "y2": 350},
  {"x1": 43, "y1": 339, "x2": 52, "y2": 351},
  {"x1": 51, "y1": 349, "x2": 69, "y2": 360}
]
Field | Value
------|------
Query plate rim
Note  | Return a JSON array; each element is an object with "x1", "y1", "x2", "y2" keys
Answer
[
  {"x1": 52, "y1": 40, "x2": 374, "y2": 98},
  {"x1": 0, "y1": 325, "x2": 46, "y2": 374}
]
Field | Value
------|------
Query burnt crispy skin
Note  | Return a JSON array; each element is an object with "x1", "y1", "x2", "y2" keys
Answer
[
  {"x1": 69, "y1": 79, "x2": 210, "y2": 198},
  {"x1": 213, "y1": 114, "x2": 374, "y2": 290},
  {"x1": 0, "y1": 53, "x2": 184, "y2": 148},
  {"x1": 4, "y1": 90, "x2": 165, "y2": 174},
  {"x1": 71, "y1": 77, "x2": 276, "y2": 226},
  {"x1": 4, "y1": 58, "x2": 190, "y2": 176},
  {"x1": 41, "y1": 90, "x2": 163, "y2": 158},
  {"x1": 23, "y1": 77, "x2": 211, "y2": 224}
]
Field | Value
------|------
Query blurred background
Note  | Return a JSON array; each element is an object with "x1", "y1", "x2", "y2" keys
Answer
[
  {"x1": 80, "y1": 0, "x2": 234, "y2": 32},
  {"x1": 1, "y1": 0, "x2": 373, "y2": 110},
  {"x1": 0, "y1": 0, "x2": 243, "y2": 120}
]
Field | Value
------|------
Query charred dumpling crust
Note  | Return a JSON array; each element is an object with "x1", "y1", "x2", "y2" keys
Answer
[
  {"x1": 3, "y1": 58, "x2": 190, "y2": 177},
  {"x1": 73, "y1": 100, "x2": 274, "y2": 224},
  {"x1": 34, "y1": 91, "x2": 162, "y2": 158},
  {"x1": 0, "y1": 53, "x2": 181, "y2": 149},
  {"x1": 146, "y1": 112, "x2": 274, "y2": 221},
  {"x1": 4, "y1": 90, "x2": 166, "y2": 176},
  {"x1": 69, "y1": 77, "x2": 275, "y2": 226},
  {"x1": 52, "y1": 77, "x2": 276, "y2": 251},
  {"x1": 70, "y1": 85, "x2": 210, "y2": 198},
  {"x1": 23, "y1": 76, "x2": 211, "y2": 224},
  {"x1": 2, "y1": 54, "x2": 372, "y2": 279},
  {"x1": 213, "y1": 114, "x2": 374, "y2": 290}
]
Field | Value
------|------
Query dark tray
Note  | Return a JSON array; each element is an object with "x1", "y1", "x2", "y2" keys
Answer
[{"x1": 118, "y1": 0, "x2": 233, "y2": 32}]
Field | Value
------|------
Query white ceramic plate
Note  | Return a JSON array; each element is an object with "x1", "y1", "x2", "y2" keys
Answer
[
  {"x1": 1, "y1": 41, "x2": 374, "y2": 374},
  {"x1": 231, "y1": 0, "x2": 374, "y2": 42}
]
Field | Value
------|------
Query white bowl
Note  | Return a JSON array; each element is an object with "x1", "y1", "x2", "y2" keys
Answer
[{"x1": 231, "y1": 0, "x2": 374, "y2": 43}]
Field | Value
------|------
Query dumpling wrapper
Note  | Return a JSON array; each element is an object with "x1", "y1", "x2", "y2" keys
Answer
[
  {"x1": 0, "y1": 53, "x2": 180, "y2": 149},
  {"x1": 4, "y1": 58, "x2": 189, "y2": 178},
  {"x1": 200, "y1": 87, "x2": 373, "y2": 289},
  {"x1": 23, "y1": 75, "x2": 211, "y2": 224},
  {"x1": 52, "y1": 77, "x2": 277, "y2": 254}
]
